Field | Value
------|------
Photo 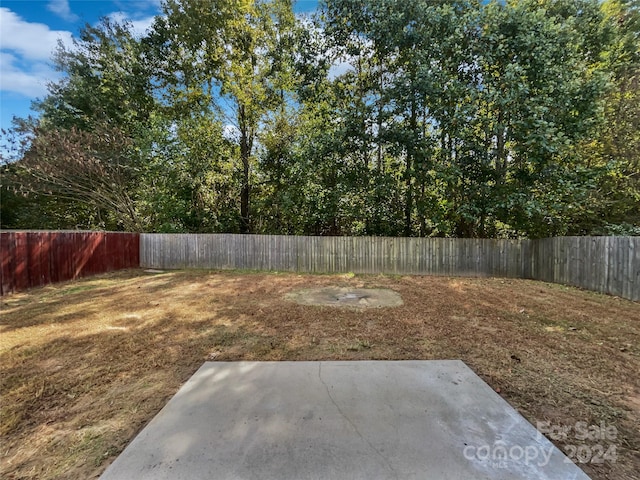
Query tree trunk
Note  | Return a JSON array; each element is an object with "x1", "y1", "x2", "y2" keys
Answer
[
  {"x1": 404, "y1": 99, "x2": 417, "y2": 237},
  {"x1": 496, "y1": 110, "x2": 507, "y2": 184},
  {"x1": 239, "y1": 104, "x2": 251, "y2": 234}
]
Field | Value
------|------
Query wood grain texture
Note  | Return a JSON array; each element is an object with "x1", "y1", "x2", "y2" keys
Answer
[
  {"x1": 0, "y1": 231, "x2": 139, "y2": 295},
  {"x1": 140, "y1": 234, "x2": 639, "y2": 301}
]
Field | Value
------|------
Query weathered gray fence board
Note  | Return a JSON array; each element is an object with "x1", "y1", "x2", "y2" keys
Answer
[
  {"x1": 140, "y1": 234, "x2": 639, "y2": 301},
  {"x1": 633, "y1": 238, "x2": 640, "y2": 300}
]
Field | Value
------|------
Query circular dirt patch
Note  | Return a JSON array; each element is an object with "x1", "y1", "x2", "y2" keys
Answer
[{"x1": 285, "y1": 287, "x2": 403, "y2": 308}]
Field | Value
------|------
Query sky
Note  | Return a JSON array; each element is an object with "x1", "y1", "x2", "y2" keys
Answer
[{"x1": 0, "y1": 0, "x2": 319, "y2": 134}]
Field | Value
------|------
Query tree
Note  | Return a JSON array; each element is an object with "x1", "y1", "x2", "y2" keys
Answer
[
  {"x1": 6, "y1": 18, "x2": 155, "y2": 231},
  {"x1": 467, "y1": 0, "x2": 609, "y2": 237},
  {"x1": 152, "y1": 0, "x2": 297, "y2": 233},
  {"x1": 307, "y1": 0, "x2": 611, "y2": 238},
  {"x1": 37, "y1": 18, "x2": 154, "y2": 135},
  {"x1": 572, "y1": 0, "x2": 640, "y2": 234},
  {"x1": 4, "y1": 0, "x2": 635, "y2": 237},
  {"x1": 17, "y1": 124, "x2": 144, "y2": 231},
  {"x1": 137, "y1": 114, "x2": 240, "y2": 232}
]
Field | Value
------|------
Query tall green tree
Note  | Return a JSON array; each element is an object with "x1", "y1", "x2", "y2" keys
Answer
[
  {"x1": 573, "y1": 0, "x2": 640, "y2": 234},
  {"x1": 471, "y1": 0, "x2": 609, "y2": 237},
  {"x1": 38, "y1": 18, "x2": 155, "y2": 134},
  {"x1": 301, "y1": 0, "x2": 611, "y2": 238},
  {"x1": 152, "y1": 0, "x2": 297, "y2": 233},
  {"x1": 4, "y1": 0, "x2": 635, "y2": 237},
  {"x1": 6, "y1": 18, "x2": 155, "y2": 231}
]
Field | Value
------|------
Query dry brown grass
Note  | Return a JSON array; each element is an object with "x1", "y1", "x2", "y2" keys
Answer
[{"x1": 1, "y1": 269, "x2": 639, "y2": 479}]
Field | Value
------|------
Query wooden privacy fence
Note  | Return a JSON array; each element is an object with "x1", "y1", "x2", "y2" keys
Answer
[
  {"x1": 531, "y1": 236, "x2": 639, "y2": 302},
  {"x1": 1, "y1": 231, "x2": 139, "y2": 295},
  {"x1": 2, "y1": 232, "x2": 637, "y2": 300},
  {"x1": 141, "y1": 234, "x2": 639, "y2": 301}
]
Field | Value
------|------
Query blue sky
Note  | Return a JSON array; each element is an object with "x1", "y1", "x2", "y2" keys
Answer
[{"x1": 0, "y1": 0, "x2": 319, "y2": 134}]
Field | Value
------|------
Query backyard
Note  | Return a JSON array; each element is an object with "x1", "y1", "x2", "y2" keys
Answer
[{"x1": 1, "y1": 269, "x2": 639, "y2": 479}]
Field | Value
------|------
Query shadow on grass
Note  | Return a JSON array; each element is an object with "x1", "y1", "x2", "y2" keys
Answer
[{"x1": 1, "y1": 270, "x2": 639, "y2": 480}]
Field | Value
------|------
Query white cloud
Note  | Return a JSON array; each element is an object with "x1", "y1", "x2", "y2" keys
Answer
[
  {"x1": 328, "y1": 60, "x2": 353, "y2": 79},
  {"x1": 46, "y1": 0, "x2": 79, "y2": 23},
  {"x1": 0, "y1": 7, "x2": 73, "y2": 61},
  {"x1": 0, "y1": 6, "x2": 157, "y2": 101},
  {"x1": 130, "y1": 16, "x2": 156, "y2": 36},
  {"x1": 107, "y1": 11, "x2": 157, "y2": 37},
  {"x1": 295, "y1": 19, "x2": 360, "y2": 81},
  {"x1": 223, "y1": 124, "x2": 240, "y2": 143},
  {"x1": 0, "y1": 52, "x2": 57, "y2": 97},
  {"x1": 0, "y1": 8, "x2": 73, "y2": 98}
]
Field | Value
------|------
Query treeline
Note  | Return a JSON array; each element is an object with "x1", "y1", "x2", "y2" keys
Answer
[{"x1": 1, "y1": 0, "x2": 638, "y2": 238}]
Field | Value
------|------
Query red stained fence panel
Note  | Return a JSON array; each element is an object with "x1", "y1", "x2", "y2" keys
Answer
[{"x1": 0, "y1": 231, "x2": 140, "y2": 295}]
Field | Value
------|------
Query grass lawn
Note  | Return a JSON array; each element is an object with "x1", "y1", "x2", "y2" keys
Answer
[{"x1": 1, "y1": 269, "x2": 639, "y2": 479}]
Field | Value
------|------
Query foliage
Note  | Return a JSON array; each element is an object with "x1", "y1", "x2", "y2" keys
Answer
[
  {"x1": 573, "y1": 0, "x2": 640, "y2": 234},
  {"x1": 2, "y1": 0, "x2": 638, "y2": 237},
  {"x1": 16, "y1": 124, "x2": 143, "y2": 231},
  {"x1": 150, "y1": 0, "x2": 297, "y2": 233}
]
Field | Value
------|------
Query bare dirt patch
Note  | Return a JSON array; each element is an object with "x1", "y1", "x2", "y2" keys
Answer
[
  {"x1": 1, "y1": 269, "x2": 639, "y2": 479},
  {"x1": 285, "y1": 286, "x2": 403, "y2": 307}
]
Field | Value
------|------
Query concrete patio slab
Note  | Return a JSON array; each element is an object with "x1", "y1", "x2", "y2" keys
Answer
[{"x1": 100, "y1": 361, "x2": 590, "y2": 480}]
